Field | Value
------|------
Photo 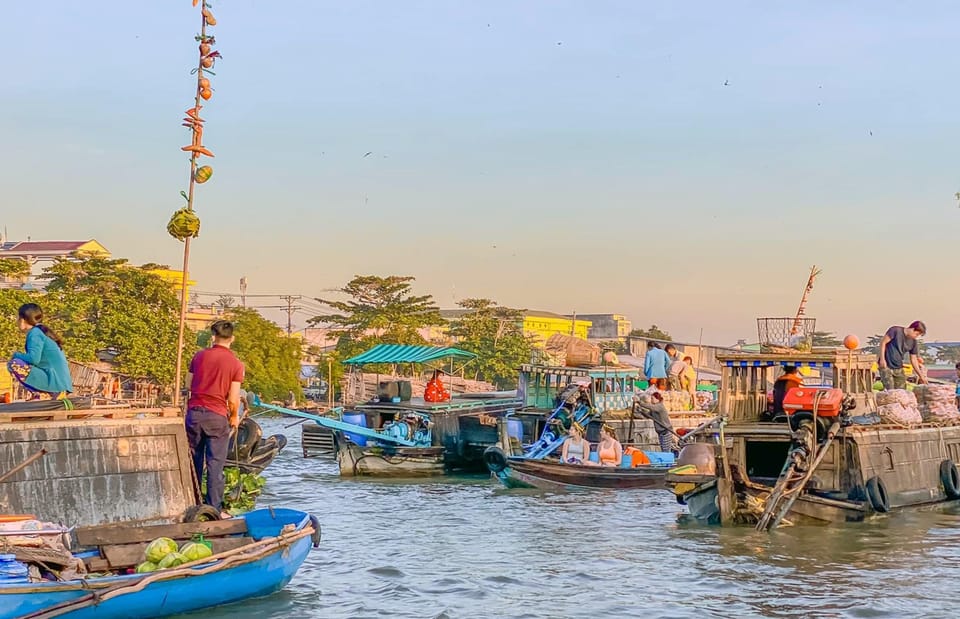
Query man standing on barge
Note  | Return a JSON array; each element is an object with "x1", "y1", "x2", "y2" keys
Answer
[
  {"x1": 878, "y1": 321, "x2": 927, "y2": 390},
  {"x1": 186, "y1": 320, "x2": 244, "y2": 516}
]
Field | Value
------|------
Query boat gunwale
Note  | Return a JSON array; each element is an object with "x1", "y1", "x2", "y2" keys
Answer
[
  {"x1": 507, "y1": 458, "x2": 672, "y2": 479},
  {"x1": 0, "y1": 520, "x2": 315, "y2": 596}
]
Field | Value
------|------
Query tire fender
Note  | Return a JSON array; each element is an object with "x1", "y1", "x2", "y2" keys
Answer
[
  {"x1": 483, "y1": 446, "x2": 509, "y2": 474},
  {"x1": 865, "y1": 476, "x2": 890, "y2": 513},
  {"x1": 940, "y1": 460, "x2": 960, "y2": 499},
  {"x1": 183, "y1": 504, "x2": 222, "y2": 522}
]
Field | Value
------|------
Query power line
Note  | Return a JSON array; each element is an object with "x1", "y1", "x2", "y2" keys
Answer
[{"x1": 279, "y1": 295, "x2": 302, "y2": 335}]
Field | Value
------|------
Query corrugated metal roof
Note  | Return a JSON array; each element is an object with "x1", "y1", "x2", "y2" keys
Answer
[{"x1": 344, "y1": 344, "x2": 476, "y2": 365}]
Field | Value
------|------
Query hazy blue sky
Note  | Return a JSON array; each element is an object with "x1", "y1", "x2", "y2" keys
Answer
[{"x1": 1, "y1": 1, "x2": 958, "y2": 343}]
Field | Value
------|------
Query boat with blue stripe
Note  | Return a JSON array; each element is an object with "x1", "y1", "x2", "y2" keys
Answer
[{"x1": 2, "y1": 508, "x2": 319, "y2": 619}]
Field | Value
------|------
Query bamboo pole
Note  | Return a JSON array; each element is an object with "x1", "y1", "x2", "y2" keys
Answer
[{"x1": 173, "y1": 3, "x2": 212, "y2": 408}]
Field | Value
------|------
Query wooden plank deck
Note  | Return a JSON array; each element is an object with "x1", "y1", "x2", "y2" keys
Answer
[{"x1": 0, "y1": 407, "x2": 180, "y2": 424}]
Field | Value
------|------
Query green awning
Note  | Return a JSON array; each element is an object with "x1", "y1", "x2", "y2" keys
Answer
[{"x1": 344, "y1": 344, "x2": 477, "y2": 365}]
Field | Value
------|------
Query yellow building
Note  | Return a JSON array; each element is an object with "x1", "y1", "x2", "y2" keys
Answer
[
  {"x1": 146, "y1": 268, "x2": 222, "y2": 333},
  {"x1": 522, "y1": 311, "x2": 592, "y2": 346}
]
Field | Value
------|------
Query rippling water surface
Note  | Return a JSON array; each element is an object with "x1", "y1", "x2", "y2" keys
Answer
[{"x1": 180, "y1": 419, "x2": 960, "y2": 619}]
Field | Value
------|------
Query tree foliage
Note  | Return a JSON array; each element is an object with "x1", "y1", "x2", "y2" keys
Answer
[
  {"x1": 629, "y1": 325, "x2": 672, "y2": 341},
  {"x1": 862, "y1": 334, "x2": 883, "y2": 356},
  {"x1": 312, "y1": 275, "x2": 444, "y2": 360},
  {"x1": 0, "y1": 289, "x2": 38, "y2": 359},
  {"x1": 811, "y1": 331, "x2": 842, "y2": 347},
  {"x1": 447, "y1": 298, "x2": 535, "y2": 389},
  {"x1": 0, "y1": 259, "x2": 30, "y2": 279},
  {"x1": 36, "y1": 256, "x2": 187, "y2": 382},
  {"x1": 225, "y1": 308, "x2": 303, "y2": 401}
]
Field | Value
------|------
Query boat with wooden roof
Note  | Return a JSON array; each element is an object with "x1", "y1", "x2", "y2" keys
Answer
[
  {"x1": 665, "y1": 342, "x2": 960, "y2": 528},
  {"x1": 1, "y1": 507, "x2": 319, "y2": 619}
]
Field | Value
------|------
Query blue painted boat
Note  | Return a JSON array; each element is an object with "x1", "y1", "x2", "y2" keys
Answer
[{"x1": 1, "y1": 508, "x2": 319, "y2": 619}]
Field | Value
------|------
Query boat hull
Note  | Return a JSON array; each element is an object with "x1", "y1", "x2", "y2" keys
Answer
[
  {"x1": 335, "y1": 434, "x2": 446, "y2": 477},
  {"x1": 1, "y1": 509, "x2": 316, "y2": 619},
  {"x1": 493, "y1": 457, "x2": 670, "y2": 491}
]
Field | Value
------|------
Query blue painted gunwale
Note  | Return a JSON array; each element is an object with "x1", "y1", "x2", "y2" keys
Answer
[{"x1": 0, "y1": 508, "x2": 316, "y2": 619}]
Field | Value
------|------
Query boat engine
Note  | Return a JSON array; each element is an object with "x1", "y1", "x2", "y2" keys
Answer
[{"x1": 782, "y1": 387, "x2": 856, "y2": 472}]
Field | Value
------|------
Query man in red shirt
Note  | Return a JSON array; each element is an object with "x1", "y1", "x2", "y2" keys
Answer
[{"x1": 186, "y1": 320, "x2": 244, "y2": 515}]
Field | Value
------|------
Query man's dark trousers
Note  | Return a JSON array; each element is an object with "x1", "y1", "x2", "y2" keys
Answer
[{"x1": 185, "y1": 406, "x2": 231, "y2": 509}]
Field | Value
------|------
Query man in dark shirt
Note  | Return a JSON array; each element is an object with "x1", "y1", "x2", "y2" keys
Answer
[
  {"x1": 878, "y1": 321, "x2": 927, "y2": 390},
  {"x1": 186, "y1": 320, "x2": 244, "y2": 515}
]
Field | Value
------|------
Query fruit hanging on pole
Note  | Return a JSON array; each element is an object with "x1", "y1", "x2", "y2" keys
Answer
[{"x1": 195, "y1": 166, "x2": 213, "y2": 183}]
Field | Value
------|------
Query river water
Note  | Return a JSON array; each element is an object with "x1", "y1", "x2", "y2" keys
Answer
[{"x1": 186, "y1": 418, "x2": 960, "y2": 619}]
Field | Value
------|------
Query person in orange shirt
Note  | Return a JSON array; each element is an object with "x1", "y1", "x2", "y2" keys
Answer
[
  {"x1": 594, "y1": 424, "x2": 623, "y2": 467},
  {"x1": 770, "y1": 366, "x2": 804, "y2": 418}
]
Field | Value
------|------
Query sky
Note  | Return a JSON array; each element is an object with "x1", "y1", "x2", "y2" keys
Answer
[{"x1": 1, "y1": 1, "x2": 958, "y2": 345}]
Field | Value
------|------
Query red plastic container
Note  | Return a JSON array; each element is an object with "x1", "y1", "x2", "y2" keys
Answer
[{"x1": 782, "y1": 387, "x2": 844, "y2": 417}]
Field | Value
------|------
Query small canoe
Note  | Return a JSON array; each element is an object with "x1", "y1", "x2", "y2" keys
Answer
[
  {"x1": 484, "y1": 446, "x2": 671, "y2": 491},
  {"x1": 334, "y1": 432, "x2": 446, "y2": 477},
  {"x1": 2, "y1": 507, "x2": 320, "y2": 619}
]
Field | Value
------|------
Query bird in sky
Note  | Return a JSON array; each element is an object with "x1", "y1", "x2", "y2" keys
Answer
[{"x1": 363, "y1": 152, "x2": 372, "y2": 157}]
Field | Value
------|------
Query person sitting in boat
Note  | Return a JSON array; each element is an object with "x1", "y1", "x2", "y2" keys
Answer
[
  {"x1": 594, "y1": 424, "x2": 623, "y2": 467},
  {"x1": 6, "y1": 303, "x2": 73, "y2": 401},
  {"x1": 633, "y1": 392, "x2": 678, "y2": 454},
  {"x1": 424, "y1": 370, "x2": 451, "y2": 403},
  {"x1": 768, "y1": 366, "x2": 804, "y2": 421},
  {"x1": 552, "y1": 381, "x2": 591, "y2": 430},
  {"x1": 560, "y1": 422, "x2": 590, "y2": 464}
]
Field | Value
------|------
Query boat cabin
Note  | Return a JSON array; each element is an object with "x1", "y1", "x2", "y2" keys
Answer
[
  {"x1": 718, "y1": 350, "x2": 876, "y2": 423},
  {"x1": 518, "y1": 364, "x2": 640, "y2": 414}
]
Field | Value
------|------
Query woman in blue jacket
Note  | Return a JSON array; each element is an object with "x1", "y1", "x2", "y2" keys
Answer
[{"x1": 7, "y1": 303, "x2": 73, "y2": 399}]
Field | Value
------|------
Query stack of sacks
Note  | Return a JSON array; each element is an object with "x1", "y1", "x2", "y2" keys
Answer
[
  {"x1": 913, "y1": 384, "x2": 960, "y2": 425},
  {"x1": 637, "y1": 388, "x2": 692, "y2": 411},
  {"x1": 875, "y1": 389, "x2": 922, "y2": 426}
]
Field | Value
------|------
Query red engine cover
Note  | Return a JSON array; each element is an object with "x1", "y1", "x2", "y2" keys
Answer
[{"x1": 782, "y1": 387, "x2": 844, "y2": 417}]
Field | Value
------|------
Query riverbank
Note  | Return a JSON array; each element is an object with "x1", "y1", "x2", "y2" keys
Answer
[{"x1": 191, "y1": 418, "x2": 960, "y2": 619}]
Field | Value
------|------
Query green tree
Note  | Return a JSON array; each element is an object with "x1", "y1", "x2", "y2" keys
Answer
[
  {"x1": 862, "y1": 334, "x2": 884, "y2": 356},
  {"x1": 312, "y1": 275, "x2": 444, "y2": 359},
  {"x1": 448, "y1": 298, "x2": 535, "y2": 389},
  {"x1": 0, "y1": 259, "x2": 30, "y2": 280},
  {"x1": 629, "y1": 325, "x2": 672, "y2": 341},
  {"x1": 0, "y1": 289, "x2": 37, "y2": 357},
  {"x1": 811, "y1": 331, "x2": 842, "y2": 347},
  {"x1": 40, "y1": 256, "x2": 186, "y2": 382},
  {"x1": 227, "y1": 308, "x2": 303, "y2": 401},
  {"x1": 596, "y1": 340, "x2": 627, "y2": 354}
]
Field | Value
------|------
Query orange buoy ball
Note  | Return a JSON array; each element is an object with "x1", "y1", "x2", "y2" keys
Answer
[
  {"x1": 843, "y1": 334, "x2": 859, "y2": 350},
  {"x1": 200, "y1": 88, "x2": 213, "y2": 100}
]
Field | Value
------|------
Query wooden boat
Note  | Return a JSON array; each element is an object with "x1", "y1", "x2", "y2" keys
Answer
[
  {"x1": 1, "y1": 508, "x2": 319, "y2": 619},
  {"x1": 334, "y1": 432, "x2": 446, "y2": 477},
  {"x1": 664, "y1": 347, "x2": 960, "y2": 529},
  {"x1": 483, "y1": 446, "x2": 671, "y2": 491}
]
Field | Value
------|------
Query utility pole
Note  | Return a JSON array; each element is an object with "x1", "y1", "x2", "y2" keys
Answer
[
  {"x1": 280, "y1": 295, "x2": 302, "y2": 335},
  {"x1": 571, "y1": 311, "x2": 577, "y2": 337}
]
